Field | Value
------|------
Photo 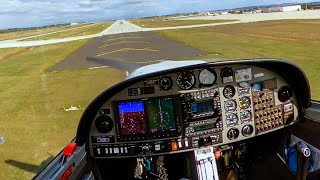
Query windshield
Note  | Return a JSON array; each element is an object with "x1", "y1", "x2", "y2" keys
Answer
[{"x1": 0, "y1": 0, "x2": 319, "y2": 178}]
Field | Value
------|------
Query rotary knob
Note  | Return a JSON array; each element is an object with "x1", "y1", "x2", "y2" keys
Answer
[{"x1": 141, "y1": 145, "x2": 150, "y2": 153}]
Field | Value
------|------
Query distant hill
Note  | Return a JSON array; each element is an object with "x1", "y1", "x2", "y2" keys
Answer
[{"x1": 0, "y1": 22, "x2": 87, "y2": 32}]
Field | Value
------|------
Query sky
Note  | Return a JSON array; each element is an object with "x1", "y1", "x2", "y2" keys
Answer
[{"x1": 0, "y1": 0, "x2": 313, "y2": 29}]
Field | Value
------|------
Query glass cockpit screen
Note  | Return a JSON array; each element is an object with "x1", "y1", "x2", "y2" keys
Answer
[
  {"x1": 147, "y1": 98, "x2": 176, "y2": 133},
  {"x1": 118, "y1": 101, "x2": 147, "y2": 135},
  {"x1": 191, "y1": 100, "x2": 214, "y2": 115},
  {"x1": 116, "y1": 97, "x2": 177, "y2": 137}
]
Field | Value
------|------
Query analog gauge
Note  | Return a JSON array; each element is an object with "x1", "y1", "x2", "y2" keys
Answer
[
  {"x1": 242, "y1": 125, "x2": 254, "y2": 137},
  {"x1": 95, "y1": 115, "x2": 113, "y2": 133},
  {"x1": 240, "y1": 110, "x2": 252, "y2": 122},
  {"x1": 239, "y1": 82, "x2": 249, "y2": 88},
  {"x1": 224, "y1": 99, "x2": 237, "y2": 112},
  {"x1": 239, "y1": 96, "x2": 251, "y2": 109},
  {"x1": 176, "y1": 71, "x2": 196, "y2": 90},
  {"x1": 226, "y1": 113, "x2": 238, "y2": 127},
  {"x1": 227, "y1": 128, "x2": 240, "y2": 140},
  {"x1": 238, "y1": 87, "x2": 250, "y2": 95},
  {"x1": 220, "y1": 67, "x2": 234, "y2": 84},
  {"x1": 252, "y1": 83, "x2": 263, "y2": 91},
  {"x1": 159, "y1": 76, "x2": 173, "y2": 91},
  {"x1": 223, "y1": 85, "x2": 236, "y2": 98},
  {"x1": 199, "y1": 68, "x2": 217, "y2": 87},
  {"x1": 278, "y1": 86, "x2": 293, "y2": 102}
]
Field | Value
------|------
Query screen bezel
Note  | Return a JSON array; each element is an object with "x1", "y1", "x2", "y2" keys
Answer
[{"x1": 113, "y1": 96, "x2": 180, "y2": 142}]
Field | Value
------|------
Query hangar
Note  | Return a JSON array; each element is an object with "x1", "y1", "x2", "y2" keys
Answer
[{"x1": 263, "y1": 5, "x2": 302, "y2": 13}]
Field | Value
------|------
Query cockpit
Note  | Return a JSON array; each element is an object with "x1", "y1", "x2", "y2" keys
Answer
[{"x1": 62, "y1": 58, "x2": 315, "y2": 180}]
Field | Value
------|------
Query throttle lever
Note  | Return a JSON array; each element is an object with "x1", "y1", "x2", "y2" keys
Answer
[{"x1": 296, "y1": 142, "x2": 311, "y2": 180}]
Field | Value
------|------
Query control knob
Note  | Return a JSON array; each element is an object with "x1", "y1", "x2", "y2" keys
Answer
[{"x1": 141, "y1": 145, "x2": 150, "y2": 154}]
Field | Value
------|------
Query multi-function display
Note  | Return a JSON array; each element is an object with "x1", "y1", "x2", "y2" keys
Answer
[
  {"x1": 191, "y1": 100, "x2": 214, "y2": 115},
  {"x1": 115, "y1": 97, "x2": 178, "y2": 141},
  {"x1": 147, "y1": 98, "x2": 176, "y2": 133}
]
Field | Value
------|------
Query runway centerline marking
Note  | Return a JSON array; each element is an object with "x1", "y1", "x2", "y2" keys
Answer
[
  {"x1": 104, "y1": 36, "x2": 143, "y2": 42},
  {"x1": 88, "y1": 66, "x2": 110, "y2": 70},
  {"x1": 95, "y1": 48, "x2": 159, "y2": 57},
  {"x1": 99, "y1": 41, "x2": 149, "y2": 48}
]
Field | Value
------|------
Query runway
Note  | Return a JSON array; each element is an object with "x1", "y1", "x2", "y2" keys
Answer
[{"x1": 48, "y1": 31, "x2": 205, "y2": 71}]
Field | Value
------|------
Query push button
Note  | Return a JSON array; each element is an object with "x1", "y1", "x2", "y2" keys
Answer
[{"x1": 171, "y1": 141, "x2": 178, "y2": 151}]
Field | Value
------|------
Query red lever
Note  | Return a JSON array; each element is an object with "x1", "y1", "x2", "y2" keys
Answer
[
  {"x1": 60, "y1": 165, "x2": 72, "y2": 180},
  {"x1": 63, "y1": 142, "x2": 77, "y2": 156}
]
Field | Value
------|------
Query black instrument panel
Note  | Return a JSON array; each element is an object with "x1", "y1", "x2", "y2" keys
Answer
[{"x1": 87, "y1": 62, "x2": 299, "y2": 158}]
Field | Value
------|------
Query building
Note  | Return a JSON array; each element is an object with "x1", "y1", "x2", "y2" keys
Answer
[
  {"x1": 70, "y1": 22, "x2": 79, "y2": 26},
  {"x1": 310, "y1": 2, "x2": 320, "y2": 9},
  {"x1": 263, "y1": 5, "x2": 302, "y2": 13}
]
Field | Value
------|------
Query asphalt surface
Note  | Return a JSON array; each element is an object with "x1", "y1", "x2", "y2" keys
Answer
[
  {"x1": 48, "y1": 31, "x2": 205, "y2": 71},
  {"x1": 101, "y1": 20, "x2": 143, "y2": 35}
]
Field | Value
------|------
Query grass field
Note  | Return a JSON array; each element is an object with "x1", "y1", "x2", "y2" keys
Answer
[
  {"x1": 28, "y1": 22, "x2": 113, "y2": 40},
  {"x1": 0, "y1": 40, "x2": 125, "y2": 179},
  {"x1": 130, "y1": 19, "x2": 238, "y2": 28},
  {"x1": 0, "y1": 23, "x2": 91, "y2": 41},
  {"x1": 157, "y1": 19, "x2": 320, "y2": 99}
]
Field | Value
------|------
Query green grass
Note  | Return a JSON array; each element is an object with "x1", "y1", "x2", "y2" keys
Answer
[
  {"x1": 130, "y1": 19, "x2": 238, "y2": 28},
  {"x1": 0, "y1": 40, "x2": 125, "y2": 179},
  {"x1": 26, "y1": 22, "x2": 113, "y2": 40},
  {"x1": 0, "y1": 23, "x2": 90, "y2": 41},
  {"x1": 156, "y1": 19, "x2": 320, "y2": 99}
]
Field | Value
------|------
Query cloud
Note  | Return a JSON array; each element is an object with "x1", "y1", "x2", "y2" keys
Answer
[{"x1": 0, "y1": 0, "x2": 312, "y2": 29}]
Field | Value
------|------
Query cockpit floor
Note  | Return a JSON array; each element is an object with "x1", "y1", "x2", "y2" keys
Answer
[{"x1": 247, "y1": 153, "x2": 294, "y2": 180}]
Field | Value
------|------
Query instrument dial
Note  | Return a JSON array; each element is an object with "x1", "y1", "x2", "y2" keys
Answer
[
  {"x1": 238, "y1": 87, "x2": 250, "y2": 95},
  {"x1": 159, "y1": 76, "x2": 173, "y2": 91},
  {"x1": 220, "y1": 67, "x2": 234, "y2": 84},
  {"x1": 227, "y1": 128, "x2": 240, "y2": 140},
  {"x1": 278, "y1": 86, "x2": 293, "y2": 102},
  {"x1": 240, "y1": 110, "x2": 252, "y2": 122},
  {"x1": 242, "y1": 125, "x2": 254, "y2": 137},
  {"x1": 252, "y1": 83, "x2": 263, "y2": 91},
  {"x1": 239, "y1": 96, "x2": 251, "y2": 109},
  {"x1": 199, "y1": 68, "x2": 217, "y2": 87},
  {"x1": 226, "y1": 113, "x2": 238, "y2": 127},
  {"x1": 95, "y1": 115, "x2": 114, "y2": 133},
  {"x1": 223, "y1": 85, "x2": 236, "y2": 98},
  {"x1": 224, "y1": 99, "x2": 237, "y2": 112},
  {"x1": 177, "y1": 71, "x2": 196, "y2": 90}
]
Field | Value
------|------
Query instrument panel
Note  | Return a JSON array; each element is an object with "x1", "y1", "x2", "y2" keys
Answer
[{"x1": 89, "y1": 64, "x2": 298, "y2": 158}]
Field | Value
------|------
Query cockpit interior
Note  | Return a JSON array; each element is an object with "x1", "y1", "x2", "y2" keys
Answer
[{"x1": 38, "y1": 59, "x2": 320, "y2": 180}]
